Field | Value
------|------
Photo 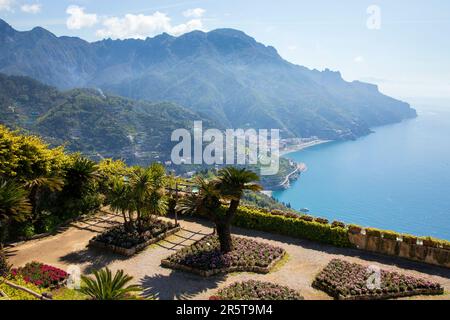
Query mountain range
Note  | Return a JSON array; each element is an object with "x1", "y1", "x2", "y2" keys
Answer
[
  {"x1": 0, "y1": 73, "x2": 211, "y2": 164},
  {"x1": 0, "y1": 19, "x2": 416, "y2": 141}
]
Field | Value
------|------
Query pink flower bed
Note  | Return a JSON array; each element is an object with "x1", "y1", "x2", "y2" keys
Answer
[
  {"x1": 211, "y1": 280, "x2": 303, "y2": 300},
  {"x1": 11, "y1": 262, "x2": 68, "y2": 289},
  {"x1": 164, "y1": 235, "x2": 285, "y2": 272},
  {"x1": 313, "y1": 259, "x2": 443, "y2": 300}
]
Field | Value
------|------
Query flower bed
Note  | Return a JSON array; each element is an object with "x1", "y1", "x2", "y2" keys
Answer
[
  {"x1": 312, "y1": 259, "x2": 444, "y2": 300},
  {"x1": 89, "y1": 219, "x2": 180, "y2": 256},
  {"x1": 161, "y1": 235, "x2": 285, "y2": 277},
  {"x1": 10, "y1": 262, "x2": 68, "y2": 289},
  {"x1": 210, "y1": 280, "x2": 303, "y2": 300}
]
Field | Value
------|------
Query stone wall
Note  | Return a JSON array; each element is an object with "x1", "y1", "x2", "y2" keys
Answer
[{"x1": 348, "y1": 231, "x2": 450, "y2": 268}]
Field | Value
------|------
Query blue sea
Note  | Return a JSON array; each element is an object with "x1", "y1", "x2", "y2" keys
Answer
[{"x1": 273, "y1": 105, "x2": 450, "y2": 240}]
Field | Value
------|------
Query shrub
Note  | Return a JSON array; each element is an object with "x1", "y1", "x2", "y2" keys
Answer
[
  {"x1": 0, "y1": 275, "x2": 45, "y2": 300},
  {"x1": 0, "y1": 249, "x2": 10, "y2": 276},
  {"x1": 314, "y1": 217, "x2": 329, "y2": 225},
  {"x1": 313, "y1": 259, "x2": 443, "y2": 300},
  {"x1": 269, "y1": 209, "x2": 299, "y2": 219},
  {"x1": 11, "y1": 262, "x2": 68, "y2": 288},
  {"x1": 215, "y1": 280, "x2": 303, "y2": 300},
  {"x1": 17, "y1": 223, "x2": 36, "y2": 239},
  {"x1": 382, "y1": 231, "x2": 399, "y2": 241},
  {"x1": 332, "y1": 221, "x2": 346, "y2": 228},
  {"x1": 299, "y1": 215, "x2": 314, "y2": 222},
  {"x1": 232, "y1": 206, "x2": 352, "y2": 248}
]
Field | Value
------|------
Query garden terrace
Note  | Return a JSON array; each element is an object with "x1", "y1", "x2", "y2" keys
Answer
[
  {"x1": 312, "y1": 259, "x2": 444, "y2": 300},
  {"x1": 161, "y1": 235, "x2": 286, "y2": 277},
  {"x1": 210, "y1": 280, "x2": 303, "y2": 300},
  {"x1": 7, "y1": 211, "x2": 450, "y2": 300},
  {"x1": 89, "y1": 220, "x2": 180, "y2": 256}
]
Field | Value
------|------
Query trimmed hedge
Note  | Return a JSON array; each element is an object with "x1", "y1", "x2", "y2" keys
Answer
[{"x1": 232, "y1": 206, "x2": 353, "y2": 248}]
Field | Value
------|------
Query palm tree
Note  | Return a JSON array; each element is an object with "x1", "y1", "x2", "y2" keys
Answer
[
  {"x1": 106, "y1": 176, "x2": 133, "y2": 228},
  {"x1": 64, "y1": 156, "x2": 99, "y2": 198},
  {"x1": 80, "y1": 268, "x2": 141, "y2": 300},
  {"x1": 0, "y1": 179, "x2": 32, "y2": 246},
  {"x1": 145, "y1": 163, "x2": 168, "y2": 219},
  {"x1": 130, "y1": 164, "x2": 168, "y2": 230},
  {"x1": 216, "y1": 167, "x2": 262, "y2": 252},
  {"x1": 177, "y1": 176, "x2": 222, "y2": 217},
  {"x1": 130, "y1": 167, "x2": 152, "y2": 230},
  {"x1": 178, "y1": 167, "x2": 261, "y2": 253},
  {"x1": 23, "y1": 175, "x2": 64, "y2": 222}
]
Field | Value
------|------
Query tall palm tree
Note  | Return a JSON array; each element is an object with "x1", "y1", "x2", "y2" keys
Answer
[
  {"x1": 216, "y1": 167, "x2": 262, "y2": 252},
  {"x1": 107, "y1": 176, "x2": 133, "y2": 228},
  {"x1": 178, "y1": 167, "x2": 261, "y2": 253},
  {"x1": 129, "y1": 167, "x2": 152, "y2": 230},
  {"x1": 0, "y1": 179, "x2": 32, "y2": 246},
  {"x1": 146, "y1": 163, "x2": 168, "y2": 220}
]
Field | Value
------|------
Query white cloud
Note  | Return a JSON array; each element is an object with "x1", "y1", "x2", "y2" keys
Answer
[
  {"x1": 66, "y1": 5, "x2": 98, "y2": 30},
  {"x1": 21, "y1": 3, "x2": 41, "y2": 14},
  {"x1": 169, "y1": 19, "x2": 203, "y2": 36},
  {"x1": 183, "y1": 8, "x2": 205, "y2": 18},
  {"x1": 354, "y1": 56, "x2": 365, "y2": 63},
  {"x1": 96, "y1": 11, "x2": 205, "y2": 39},
  {"x1": 0, "y1": 0, "x2": 14, "y2": 11}
]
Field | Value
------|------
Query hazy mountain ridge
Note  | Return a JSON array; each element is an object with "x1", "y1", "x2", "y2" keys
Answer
[
  {"x1": 0, "y1": 73, "x2": 214, "y2": 165},
  {"x1": 0, "y1": 19, "x2": 416, "y2": 140}
]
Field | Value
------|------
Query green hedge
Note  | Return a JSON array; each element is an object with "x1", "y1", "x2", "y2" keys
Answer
[{"x1": 231, "y1": 206, "x2": 353, "y2": 248}]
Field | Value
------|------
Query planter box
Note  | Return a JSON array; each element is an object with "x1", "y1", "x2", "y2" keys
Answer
[
  {"x1": 161, "y1": 251, "x2": 286, "y2": 277},
  {"x1": 89, "y1": 225, "x2": 181, "y2": 257},
  {"x1": 312, "y1": 281, "x2": 444, "y2": 300}
]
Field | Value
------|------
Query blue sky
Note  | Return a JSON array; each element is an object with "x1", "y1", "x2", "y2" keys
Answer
[{"x1": 1, "y1": 0, "x2": 450, "y2": 102}]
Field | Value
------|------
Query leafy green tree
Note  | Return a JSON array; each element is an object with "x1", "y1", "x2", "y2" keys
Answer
[
  {"x1": 0, "y1": 179, "x2": 32, "y2": 245},
  {"x1": 0, "y1": 125, "x2": 68, "y2": 181},
  {"x1": 80, "y1": 268, "x2": 141, "y2": 300},
  {"x1": 97, "y1": 159, "x2": 130, "y2": 196}
]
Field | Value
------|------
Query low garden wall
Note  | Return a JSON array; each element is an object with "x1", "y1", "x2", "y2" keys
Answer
[
  {"x1": 348, "y1": 228, "x2": 450, "y2": 268},
  {"x1": 228, "y1": 206, "x2": 450, "y2": 269}
]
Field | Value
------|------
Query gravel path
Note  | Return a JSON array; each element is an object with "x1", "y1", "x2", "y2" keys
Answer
[{"x1": 6, "y1": 212, "x2": 450, "y2": 300}]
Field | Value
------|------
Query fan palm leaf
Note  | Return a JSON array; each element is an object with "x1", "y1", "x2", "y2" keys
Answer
[{"x1": 80, "y1": 268, "x2": 141, "y2": 300}]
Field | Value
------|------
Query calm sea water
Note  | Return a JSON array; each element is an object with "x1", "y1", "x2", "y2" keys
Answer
[{"x1": 273, "y1": 105, "x2": 450, "y2": 240}]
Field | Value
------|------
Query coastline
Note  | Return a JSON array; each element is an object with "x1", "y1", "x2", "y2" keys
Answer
[
  {"x1": 262, "y1": 140, "x2": 332, "y2": 194},
  {"x1": 280, "y1": 139, "x2": 332, "y2": 156}
]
